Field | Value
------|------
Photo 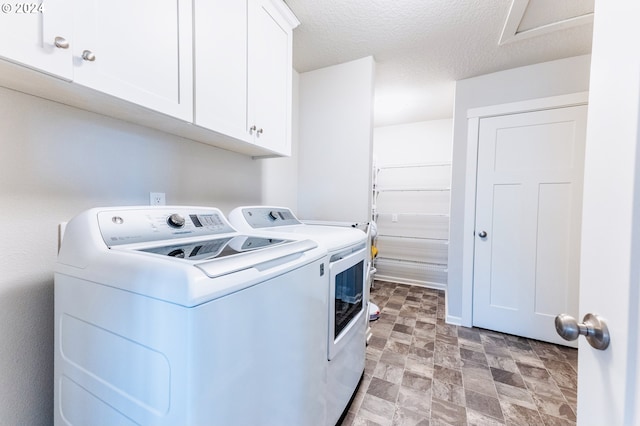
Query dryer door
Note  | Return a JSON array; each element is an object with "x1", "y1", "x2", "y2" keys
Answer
[{"x1": 328, "y1": 247, "x2": 366, "y2": 360}]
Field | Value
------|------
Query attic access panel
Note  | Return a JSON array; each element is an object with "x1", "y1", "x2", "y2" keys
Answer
[{"x1": 499, "y1": 0, "x2": 594, "y2": 44}]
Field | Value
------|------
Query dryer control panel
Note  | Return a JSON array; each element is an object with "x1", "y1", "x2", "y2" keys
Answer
[
  {"x1": 234, "y1": 207, "x2": 302, "y2": 229},
  {"x1": 97, "y1": 207, "x2": 236, "y2": 247}
]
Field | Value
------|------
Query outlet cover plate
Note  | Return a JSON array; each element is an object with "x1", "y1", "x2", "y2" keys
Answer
[{"x1": 150, "y1": 192, "x2": 166, "y2": 206}]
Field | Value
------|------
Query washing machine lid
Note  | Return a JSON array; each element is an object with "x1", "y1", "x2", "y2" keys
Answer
[
  {"x1": 129, "y1": 235, "x2": 317, "y2": 279},
  {"x1": 137, "y1": 235, "x2": 289, "y2": 261},
  {"x1": 228, "y1": 206, "x2": 367, "y2": 252}
]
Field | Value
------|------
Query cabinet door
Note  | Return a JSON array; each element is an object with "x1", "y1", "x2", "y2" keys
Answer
[
  {"x1": 72, "y1": 0, "x2": 192, "y2": 121},
  {"x1": 0, "y1": 0, "x2": 72, "y2": 79},
  {"x1": 248, "y1": 0, "x2": 292, "y2": 155},
  {"x1": 194, "y1": 0, "x2": 250, "y2": 143}
]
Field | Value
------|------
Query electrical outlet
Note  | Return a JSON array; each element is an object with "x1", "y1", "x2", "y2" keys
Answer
[{"x1": 150, "y1": 192, "x2": 166, "y2": 206}]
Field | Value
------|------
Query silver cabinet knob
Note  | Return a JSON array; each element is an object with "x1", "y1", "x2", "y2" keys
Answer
[
  {"x1": 82, "y1": 50, "x2": 96, "y2": 62},
  {"x1": 555, "y1": 313, "x2": 610, "y2": 350},
  {"x1": 257, "y1": 128, "x2": 263, "y2": 136},
  {"x1": 54, "y1": 36, "x2": 69, "y2": 49},
  {"x1": 478, "y1": 231, "x2": 487, "y2": 238},
  {"x1": 249, "y1": 125, "x2": 257, "y2": 135}
]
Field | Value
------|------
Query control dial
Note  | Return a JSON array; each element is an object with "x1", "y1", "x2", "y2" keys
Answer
[
  {"x1": 167, "y1": 213, "x2": 186, "y2": 228},
  {"x1": 268, "y1": 211, "x2": 280, "y2": 221}
]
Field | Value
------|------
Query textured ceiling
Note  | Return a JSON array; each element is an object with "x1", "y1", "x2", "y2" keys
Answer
[{"x1": 285, "y1": 0, "x2": 594, "y2": 127}]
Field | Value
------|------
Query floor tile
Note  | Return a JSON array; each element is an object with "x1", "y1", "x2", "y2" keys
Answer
[
  {"x1": 432, "y1": 380, "x2": 466, "y2": 406},
  {"x1": 433, "y1": 365, "x2": 463, "y2": 387},
  {"x1": 402, "y1": 370, "x2": 433, "y2": 392},
  {"x1": 359, "y1": 394, "x2": 397, "y2": 426},
  {"x1": 391, "y1": 406, "x2": 430, "y2": 426},
  {"x1": 464, "y1": 389, "x2": 503, "y2": 421},
  {"x1": 500, "y1": 400, "x2": 544, "y2": 425},
  {"x1": 367, "y1": 376, "x2": 401, "y2": 403},
  {"x1": 466, "y1": 408, "x2": 505, "y2": 425},
  {"x1": 490, "y1": 367, "x2": 527, "y2": 388},
  {"x1": 462, "y1": 374, "x2": 497, "y2": 397},
  {"x1": 373, "y1": 362, "x2": 406, "y2": 385},
  {"x1": 460, "y1": 359, "x2": 493, "y2": 381},
  {"x1": 430, "y1": 398, "x2": 467, "y2": 425},
  {"x1": 397, "y1": 386, "x2": 432, "y2": 416},
  {"x1": 494, "y1": 382, "x2": 537, "y2": 410}
]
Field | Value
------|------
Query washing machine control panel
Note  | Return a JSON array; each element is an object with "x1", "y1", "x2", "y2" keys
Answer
[
  {"x1": 240, "y1": 207, "x2": 301, "y2": 228},
  {"x1": 97, "y1": 207, "x2": 236, "y2": 246}
]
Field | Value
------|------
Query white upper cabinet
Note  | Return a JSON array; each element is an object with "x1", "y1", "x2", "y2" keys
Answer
[
  {"x1": 72, "y1": 0, "x2": 193, "y2": 121},
  {"x1": 0, "y1": 0, "x2": 73, "y2": 79},
  {"x1": 195, "y1": 0, "x2": 298, "y2": 156},
  {"x1": 248, "y1": 0, "x2": 294, "y2": 155},
  {"x1": 194, "y1": 0, "x2": 250, "y2": 143},
  {"x1": 0, "y1": 0, "x2": 297, "y2": 156}
]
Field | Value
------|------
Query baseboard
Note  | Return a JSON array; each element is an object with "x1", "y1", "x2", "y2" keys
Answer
[
  {"x1": 373, "y1": 275, "x2": 446, "y2": 292},
  {"x1": 445, "y1": 314, "x2": 463, "y2": 326}
]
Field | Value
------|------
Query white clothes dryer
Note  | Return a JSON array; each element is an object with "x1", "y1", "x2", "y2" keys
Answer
[
  {"x1": 54, "y1": 206, "x2": 329, "y2": 426},
  {"x1": 228, "y1": 206, "x2": 368, "y2": 425}
]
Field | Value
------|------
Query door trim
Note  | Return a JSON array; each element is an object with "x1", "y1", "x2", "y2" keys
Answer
[{"x1": 459, "y1": 91, "x2": 589, "y2": 327}]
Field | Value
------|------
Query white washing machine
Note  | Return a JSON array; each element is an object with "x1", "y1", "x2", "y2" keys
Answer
[
  {"x1": 54, "y1": 206, "x2": 329, "y2": 426},
  {"x1": 228, "y1": 206, "x2": 368, "y2": 425}
]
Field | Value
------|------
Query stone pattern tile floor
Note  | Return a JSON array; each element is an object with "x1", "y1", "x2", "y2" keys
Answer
[{"x1": 340, "y1": 281, "x2": 579, "y2": 426}]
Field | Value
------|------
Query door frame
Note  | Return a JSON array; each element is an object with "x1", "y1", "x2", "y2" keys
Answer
[{"x1": 458, "y1": 91, "x2": 589, "y2": 327}]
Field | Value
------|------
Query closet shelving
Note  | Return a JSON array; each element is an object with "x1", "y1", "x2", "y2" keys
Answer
[{"x1": 372, "y1": 162, "x2": 451, "y2": 289}]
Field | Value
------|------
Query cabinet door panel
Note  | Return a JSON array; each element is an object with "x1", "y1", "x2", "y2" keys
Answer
[
  {"x1": 194, "y1": 0, "x2": 250, "y2": 142},
  {"x1": 73, "y1": 0, "x2": 192, "y2": 120},
  {"x1": 0, "y1": 0, "x2": 72, "y2": 79},
  {"x1": 248, "y1": 0, "x2": 291, "y2": 155}
]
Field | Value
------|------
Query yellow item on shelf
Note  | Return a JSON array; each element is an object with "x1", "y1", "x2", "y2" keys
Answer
[{"x1": 371, "y1": 245, "x2": 378, "y2": 258}]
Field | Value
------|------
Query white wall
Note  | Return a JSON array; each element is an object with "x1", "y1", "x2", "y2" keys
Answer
[
  {"x1": 0, "y1": 86, "x2": 271, "y2": 425},
  {"x1": 448, "y1": 55, "x2": 592, "y2": 322},
  {"x1": 374, "y1": 120, "x2": 452, "y2": 165},
  {"x1": 261, "y1": 71, "x2": 300, "y2": 210},
  {"x1": 297, "y1": 57, "x2": 375, "y2": 223}
]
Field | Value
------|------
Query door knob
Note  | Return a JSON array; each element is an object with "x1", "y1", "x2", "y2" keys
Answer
[
  {"x1": 249, "y1": 125, "x2": 257, "y2": 135},
  {"x1": 555, "y1": 313, "x2": 610, "y2": 350},
  {"x1": 478, "y1": 231, "x2": 487, "y2": 238}
]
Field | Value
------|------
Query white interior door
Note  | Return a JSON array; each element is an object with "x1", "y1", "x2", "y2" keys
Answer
[
  {"x1": 473, "y1": 105, "x2": 587, "y2": 345},
  {"x1": 575, "y1": 0, "x2": 640, "y2": 423}
]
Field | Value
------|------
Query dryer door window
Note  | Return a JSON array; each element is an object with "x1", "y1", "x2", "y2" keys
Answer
[{"x1": 335, "y1": 260, "x2": 364, "y2": 337}]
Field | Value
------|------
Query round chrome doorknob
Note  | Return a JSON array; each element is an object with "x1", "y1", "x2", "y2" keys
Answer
[
  {"x1": 555, "y1": 313, "x2": 610, "y2": 350},
  {"x1": 478, "y1": 231, "x2": 487, "y2": 238},
  {"x1": 82, "y1": 50, "x2": 96, "y2": 61},
  {"x1": 54, "y1": 36, "x2": 69, "y2": 49},
  {"x1": 554, "y1": 314, "x2": 583, "y2": 340}
]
